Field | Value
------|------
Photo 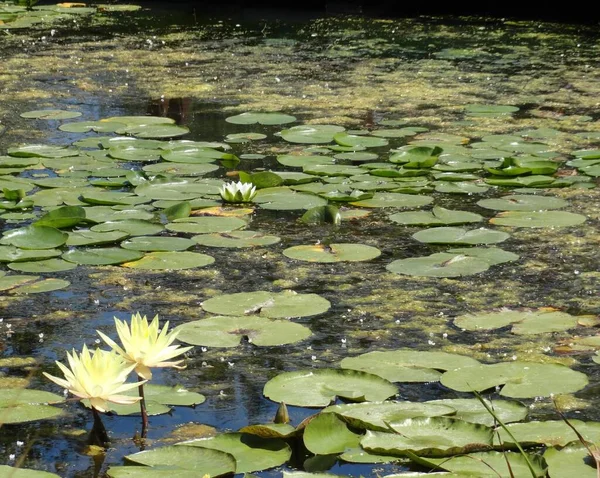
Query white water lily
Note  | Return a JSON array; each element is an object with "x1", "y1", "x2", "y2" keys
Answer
[
  {"x1": 219, "y1": 180, "x2": 257, "y2": 203},
  {"x1": 97, "y1": 312, "x2": 193, "y2": 380},
  {"x1": 43, "y1": 345, "x2": 142, "y2": 412}
]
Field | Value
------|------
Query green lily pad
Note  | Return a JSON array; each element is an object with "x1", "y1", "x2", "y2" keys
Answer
[
  {"x1": 412, "y1": 227, "x2": 510, "y2": 245},
  {"x1": 0, "y1": 389, "x2": 65, "y2": 424},
  {"x1": 80, "y1": 190, "x2": 149, "y2": 206},
  {"x1": 361, "y1": 417, "x2": 493, "y2": 457},
  {"x1": 120, "y1": 236, "x2": 196, "y2": 252},
  {"x1": 490, "y1": 210, "x2": 586, "y2": 227},
  {"x1": 425, "y1": 399, "x2": 528, "y2": 426},
  {"x1": 135, "y1": 178, "x2": 219, "y2": 200},
  {"x1": 62, "y1": 247, "x2": 144, "y2": 265},
  {"x1": 323, "y1": 401, "x2": 456, "y2": 431},
  {"x1": 8, "y1": 259, "x2": 77, "y2": 273},
  {"x1": 0, "y1": 467, "x2": 61, "y2": 478},
  {"x1": 333, "y1": 132, "x2": 388, "y2": 148},
  {"x1": 0, "y1": 274, "x2": 38, "y2": 291},
  {"x1": 67, "y1": 230, "x2": 129, "y2": 246},
  {"x1": 8, "y1": 144, "x2": 79, "y2": 158},
  {"x1": 253, "y1": 187, "x2": 328, "y2": 210},
  {"x1": 143, "y1": 162, "x2": 219, "y2": 176},
  {"x1": 118, "y1": 123, "x2": 190, "y2": 139},
  {"x1": 225, "y1": 112, "x2": 296, "y2": 125},
  {"x1": 263, "y1": 368, "x2": 397, "y2": 407},
  {"x1": 10, "y1": 278, "x2": 71, "y2": 294},
  {"x1": 333, "y1": 152, "x2": 379, "y2": 161},
  {"x1": 477, "y1": 194, "x2": 568, "y2": 211},
  {"x1": 225, "y1": 132, "x2": 267, "y2": 143},
  {"x1": 108, "y1": 146, "x2": 162, "y2": 162},
  {"x1": 33, "y1": 206, "x2": 86, "y2": 228},
  {"x1": 192, "y1": 230, "x2": 280, "y2": 248},
  {"x1": 351, "y1": 192, "x2": 433, "y2": 208},
  {"x1": 20, "y1": 109, "x2": 82, "y2": 120},
  {"x1": 390, "y1": 146, "x2": 441, "y2": 168},
  {"x1": 161, "y1": 147, "x2": 236, "y2": 164},
  {"x1": 496, "y1": 420, "x2": 600, "y2": 447},
  {"x1": 387, "y1": 252, "x2": 490, "y2": 277},
  {"x1": 1, "y1": 226, "x2": 68, "y2": 249},
  {"x1": 166, "y1": 217, "x2": 247, "y2": 234},
  {"x1": 0, "y1": 246, "x2": 61, "y2": 263},
  {"x1": 484, "y1": 175, "x2": 556, "y2": 187},
  {"x1": 303, "y1": 412, "x2": 361, "y2": 455},
  {"x1": 277, "y1": 154, "x2": 335, "y2": 168},
  {"x1": 445, "y1": 247, "x2": 519, "y2": 265},
  {"x1": 124, "y1": 446, "x2": 235, "y2": 476},
  {"x1": 440, "y1": 361, "x2": 589, "y2": 398},
  {"x1": 175, "y1": 315, "x2": 312, "y2": 347},
  {"x1": 371, "y1": 127, "x2": 428, "y2": 138},
  {"x1": 454, "y1": 309, "x2": 579, "y2": 335},
  {"x1": 389, "y1": 207, "x2": 482, "y2": 226},
  {"x1": 280, "y1": 125, "x2": 345, "y2": 144},
  {"x1": 201, "y1": 290, "x2": 330, "y2": 318},
  {"x1": 300, "y1": 205, "x2": 342, "y2": 225},
  {"x1": 180, "y1": 433, "x2": 291, "y2": 473},
  {"x1": 341, "y1": 350, "x2": 480, "y2": 383},
  {"x1": 283, "y1": 243, "x2": 381, "y2": 263},
  {"x1": 544, "y1": 443, "x2": 598, "y2": 478},
  {"x1": 122, "y1": 251, "x2": 214, "y2": 270},
  {"x1": 59, "y1": 120, "x2": 127, "y2": 133},
  {"x1": 434, "y1": 181, "x2": 490, "y2": 194},
  {"x1": 90, "y1": 219, "x2": 164, "y2": 236},
  {"x1": 239, "y1": 423, "x2": 298, "y2": 439}
]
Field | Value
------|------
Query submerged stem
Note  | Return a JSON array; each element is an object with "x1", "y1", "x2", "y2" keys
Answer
[
  {"x1": 90, "y1": 407, "x2": 110, "y2": 447},
  {"x1": 138, "y1": 378, "x2": 148, "y2": 439}
]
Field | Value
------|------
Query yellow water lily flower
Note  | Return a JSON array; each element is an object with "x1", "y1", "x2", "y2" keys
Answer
[
  {"x1": 43, "y1": 345, "x2": 142, "y2": 413},
  {"x1": 97, "y1": 312, "x2": 193, "y2": 380}
]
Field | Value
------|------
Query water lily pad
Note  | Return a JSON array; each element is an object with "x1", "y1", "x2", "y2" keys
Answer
[
  {"x1": 476, "y1": 194, "x2": 568, "y2": 211},
  {"x1": 490, "y1": 211, "x2": 586, "y2": 227},
  {"x1": 0, "y1": 274, "x2": 38, "y2": 291},
  {"x1": 118, "y1": 123, "x2": 190, "y2": 139},
  {"x1": 180, "y1": 433, "x2": 291, "y2": 473},
  {"x1": 135, "y1": 178, "x2": 219, "y2": 200},
  {"x1": 91, "y1": 219, "x2": 164, "y2": 236},
  {"x1": 143, "y1": 162, "x2": 219, "y2": 176},
  {"x1": 454, "y1": 309, "x2": 579, "y2": 335},
  {"x1": 176, "y1": 315, "x2": 312, "y2": 347},
  {"x1": 225, "y1": 132, "x2": 267, "y2": 143},
  {"x1": 263, "y1": 368, "x2": 397, "y2": 407},
  {"x1": 351, "y1": 192, "x2": 433, "y2": 208},
  {"x1": 120, "y1": 236, "x2": 196, "y2": 252},
  {"x1": 496, "y1": 420, "x2": 600, "y2": 447},
  {"x1": 8, "y1": 144, "x2": 79, "y2": 158},
  {"x1": 387, "y1": 252, "x2": 490, "y2": 277},
  {"x1": 11, "y1": 278, "x2": 70, "y2": 294},
  {"x1": 20, "y1": 109, "x2": 82, "y2": 120},
  {"x1": 67, "y1": 230, "x2": 129, "y2": 246},
  {"x1": 434, "y1": 181, "x2": 490, "y2": 194},
  {"x1": 108, "y1": 146, "x2": 162, "y2": 162},
  {"x1": 425, "y1": 399, "x2": 528, "y2": 426},
  {"x1": 33, "y1": 206, "x2": 86, "y2": 228},
  {"x1": 283, "y1": 243, "x2": 381, "y2": 263},
  {"x1": 161, "y1": 147, "x2": 236, "y2": 164},
  {"x1": 253, "y1": 187, "x2": 327, "y2": 210},
  {"x1": 239, "y1": 423, "x2": 298, "y2": 439},
  {"x1": 280, "y1": 125, "x2": 345, "y2": 144},
  {"x1": 544, "y1": 443, "x2": 597, "y2": 478},
  {"x1": 62, "y1": 247, "x2": 144, "y2": 265},
  {"x1": 465, "y1": 104, "x2": 519, "y2": 117},
  {"x1": 1, "y1": 226, "x2": 68, "y2": 249},
  {"x1": 8, "y1": 259, "x2": 77, "y2": 273},
  {"x1": 303, "y1": 412, "x2": 361, "y2": 455},
  {"x1": 342, "y1": 350, "x2": 480, "y2": 383},
  {"x1": 59, "y1": 120, "x2": 127, "y2": 133},
  {"x1": 440, "y1": 361, "x2": 589, "y2": 398},
  {"x1": 0, "y1": 246, "x2": 62, "y2": 263},
  {"x1": 445, "y1": 247, "x2": 519, "y2": 265},
  {"x1": 122, "y1": 251, "x2": 214, "y2": 270},
  {"x1": 484, "y1": 175, "x2": 556, "y2": 187},
  {"x1": 277, "y1": 154, "x2": 335, "y2": 168},
  {"x1": 0, "y1": 389, "x2": 65, "y2": 424},
  {"x1": 389, "y1": 207, "x2": 482, "y2": 226},
  {"x1": 124, "y1": 446, "x2": 235, "y2": 476},
  {"x1": 192, "y1": 231, "x2": 280, "y2": 248},
  {"x1": 323, "y1": 401, "x2": 456, "y2": 431},
  {"x1": 166, "y1": 217, "x2": 247, "y2": 234},
  {"x1": 412, "y1": 227, "x2": 510, "y2": 245},
  {"x1": 0, "y1": 467, "x2": 61, "y2": 478},
  {"x1": 333, "y1": 132, "x2": 388, "y2": 148},
  {"x1": 201, "y1": 290, "x2": 330, "y2": 318},
  {"x1": 225, "y1": 112, "x2": 296, "y2": 125}
]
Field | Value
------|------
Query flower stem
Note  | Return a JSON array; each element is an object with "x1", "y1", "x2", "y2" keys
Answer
[
  {"x1": 90, "y1": 407, "x2": 110, "y2": 447},
  {"x1": 138, "y1": 378, "x2": 148, "y2": 439}
]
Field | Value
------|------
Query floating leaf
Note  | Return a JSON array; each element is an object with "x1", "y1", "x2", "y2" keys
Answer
[
  {"x1": 361, "y1": 417, "x2": 493, "y2": 457},
  {"x1": 0, "y1": 246, "x2": 61, "y2": 263},
  {"x1": 465, "y1": 104, "x2": 519, "y2": 117},
  {"x1": 341, "y1": 350, "x2": 480, "y2": 382},
  {"x1": 201, "y1": 290, "x2": 330, "y2": 318},
  {"x1": 1, "y1": 226, "x2": 68, "y2": 249},
  {"x1": 490, "y1": 211, "x2": 586, "y2": 227},
  {"x1": 33, "y1": 206, "x2": 86, "y2": 228},
  {"x1": 445, "y1": 246, "x2": 519, "y2": 265},
  {"x1": 8, "y1": 144, "x2": 79, "y2": 158},
  {"x1": 496, "y1": 420, "x2": 600, "y2": 447},
  {"x1": 389, "y1": 207, "x2": 482, "y2": 226},
  {"x1": 180, "y1": 433, "x2": 291, "y2": 473},
  {"x1": 544, "y1": 443, "x2": 597, "y2": 478},
  {"x1": 351, "y1": 192, "x2": 433, "y2": 208},
  {"x1": 8, "y1": 258, "x2": 77, "y2": 273},
  {"x1": 225, "y1": 112, "x2": 296, "y2": 125},
  {"x1": 303, "y1": 413, "x2": 361, "y2": 455},
  {"x1": 387, "y1": 252, "x2": 490, "y2": 277},
  {"x1": 425, "y1": 399, "x2": 528, "y2": 427},
  {"x1": 176, "y1": 315, "x2": 311, "y2": 347},
  {"x1": 0, "y1": 467, "x2": 61, "y2": 478},
  {"x1": 122, "y1": 251, "x2": 214, "y2": 270},
  {"x1": 62, "y1": 247, "x2": 144, "y2": 265},
  {"x1": 10, "y1": 278, "x2": 70, "y2": 294},
  {"x1": 333, "y1": 132, "x2": 388, "y2": 148},
  {"x1": 280, "y1": 125, "x2": 345, "y2": 144},
  {"x1": 192, "y1": 231, "x2": 280, "y2": 248},
  {"x1": 120, "y1": 236, "x2": 196, "y2": 252},
  {"x1": 0, "y1": 389, "x2": 65, "y2": 424},
  {"x1": 283, "y1": 243, "x2": 381, "y2": 263},
  {"x1": 67, "y1": 230, "x2": 129, "y2": 246},
  {"x1": 412, "y1": 227, "x2": 510, "y2": 245},
  {"x1": 300, "y1": 205, "x2": 341, "y2": 225},
  {"x1": 440, "y1": 361, "x2": 588, "y2": 398},
  {"x1": 0, "y1": 274, "x2": 38, "y2": 291},
  {"x1": 263, "y1": 368, "x2": 397, "y2": 407},
  {"x1": 91, "y1": 219, "x2": 164, "y2": 236},
  {"x1": 454, "y1": 309, "x2": 579, "y2": 335},
  {"x1": 20, "y1": 109, "x2": 82, "y2": 120},
  {"x1": 477, "y1": 194, "x2": 568, "y2": 211},
  {"x1": 166, "y1": 217, "x2": 247, "y2": 234}
]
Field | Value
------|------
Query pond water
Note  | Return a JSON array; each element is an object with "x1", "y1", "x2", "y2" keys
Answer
[{"x1": 1, "y1": 3, "x2": 600, "y2": 478}]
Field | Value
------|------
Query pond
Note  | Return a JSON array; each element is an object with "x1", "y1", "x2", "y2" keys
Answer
[{"x1": 1, "y1": 3, "x2": 600, "y2": 477}]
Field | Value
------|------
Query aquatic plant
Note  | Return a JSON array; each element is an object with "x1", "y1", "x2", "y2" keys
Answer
[{"x1": 219, "y1": 181, "x2": 257, "y2": 203}]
